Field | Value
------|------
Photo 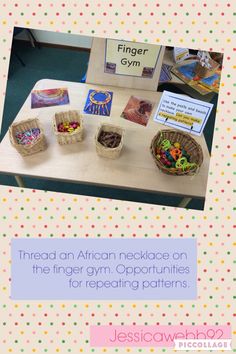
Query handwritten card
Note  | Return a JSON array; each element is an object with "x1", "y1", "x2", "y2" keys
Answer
[{"x1": 154, "y1": 91, "x2": 214, "y2": 136}]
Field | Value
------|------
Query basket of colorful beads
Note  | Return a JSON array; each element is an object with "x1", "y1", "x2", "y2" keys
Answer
[
  {"x1": 53, "y1": 110, "x2": 83, "y2": 145},
  {"x1": 150, "y1": 130, "x2": 203, "y2": 176},
  {"x1": 9, "y1": 118, "x2": 47, "y2": 156}
]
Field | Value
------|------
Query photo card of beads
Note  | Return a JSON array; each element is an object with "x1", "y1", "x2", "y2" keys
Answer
[{"x1": 121, "y1": 96, "x2": 154, "y2": 126}]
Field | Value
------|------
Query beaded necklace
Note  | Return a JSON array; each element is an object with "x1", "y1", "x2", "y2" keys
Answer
[{"x1": 85, "y1": 90, "x2": 112, "y2": 115}]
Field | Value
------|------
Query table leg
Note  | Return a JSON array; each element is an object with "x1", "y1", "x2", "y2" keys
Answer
[
  {"x1": 15, "y1": 175, "x2": 25, "y2": 188},
  {"x1": 178, "y1": 197, "x2": 192, "y2": 208}
]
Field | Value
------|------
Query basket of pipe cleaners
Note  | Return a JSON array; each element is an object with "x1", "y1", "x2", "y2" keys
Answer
[{"x1": 150, "y1": 129, "x2": 203, "y2": 176}]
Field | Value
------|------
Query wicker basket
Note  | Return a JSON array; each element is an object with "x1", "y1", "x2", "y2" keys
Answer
[
  {"x1": 9, "y1": 118, "x2": 47, "y2": 156},
  {"x1": 150, "y1": 130, "x2": 203, "y2": 176},
  {"x1": 194, "y1": 59, "x2": 219, "y2": 78},
  {"x1": 53, "y1": 110, "x2": 83, "y2": 145},
  {"x1": 95, "y1": 123, "x2": 124, "y2": 159}
]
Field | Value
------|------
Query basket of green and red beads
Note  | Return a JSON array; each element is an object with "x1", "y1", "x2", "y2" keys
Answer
[
  {"x1": 53, "y1": 110, "x2": 83, "y2": 145},
  {"x1": 150, "y1": 130, "x2": 203, "y2": 176}
]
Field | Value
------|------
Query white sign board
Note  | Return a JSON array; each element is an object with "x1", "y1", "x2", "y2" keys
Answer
[
  {"x1": 154, "y1": 91, "x2": 214, "y2": 136},
  {"x1": 173, "y1": 47, "x2": 189, "y2": 63},
  {"x1": 105, "y1": 39, "x2": 162, "y2": 78}
]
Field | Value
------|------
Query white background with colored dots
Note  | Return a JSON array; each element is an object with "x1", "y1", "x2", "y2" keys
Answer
[{"x1": 0, "y1": 1, "x2": 235, "y2": 353}]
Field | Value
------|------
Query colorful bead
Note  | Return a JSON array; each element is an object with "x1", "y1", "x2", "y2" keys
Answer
[
  {"x1": 165, "y1": 151, "x2": 175, "y2": 162},
  {"x1": 161, "y1": 139, "x2": 171, "y2": 151},
  {"x1": 174, "y1": 142, "x2": 181, "y2": 149},
  {"x1": 15, "y1": 128, "x2": 41, "y2": 145},
  {"x1": 156, "y1": 138, "x2": 196, "y2": 171},
  {"x1": 175, "y1": 157, "x2": 188, "y2": 169},
  {"x1": 170, "y1": 148, "x2": 182, "y2": 161},
  {"x1": 57, "y1": 121, "x2": 80, "y2": 133}
]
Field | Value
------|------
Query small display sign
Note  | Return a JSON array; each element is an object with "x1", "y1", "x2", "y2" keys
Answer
[
  {"x1": 173, "y1": 47, "x2": 190, "y2": 63},
  {"x1": 105, "y1": 39, "x2": 162, "y2": 78},
  {"x1": 154, "y1": 91, "x2": 214, "y2": 136}
]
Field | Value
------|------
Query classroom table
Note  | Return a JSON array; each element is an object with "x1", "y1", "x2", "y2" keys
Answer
[
  {"x1": 160, "y1": 49, "x2": 216, "y2": 103},
  {"x1": 0, "y1": 79, "x2": 210, "y2": 208}
]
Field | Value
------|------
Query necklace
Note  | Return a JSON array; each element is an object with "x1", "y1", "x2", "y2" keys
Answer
[{"x1": 85, "y1": 90, "x2": 112, "y2": 115}]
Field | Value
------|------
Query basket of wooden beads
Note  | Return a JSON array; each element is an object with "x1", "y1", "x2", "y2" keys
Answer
[
  {"x1": 150, "y1": 130, "x2": 203, "y2": 176},
  {"x1": 9, "y1": 118, "x2": 47, "y2": 156},
  {"x1": 95, "y1": 123, "x2": 124, "y2": 159},
  {"x1": 53, "y1": 110, "x2": 83, "y2": 145}
]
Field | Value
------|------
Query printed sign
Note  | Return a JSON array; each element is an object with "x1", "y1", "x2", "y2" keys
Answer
[
  {"x1": 105, "y1": 39, "x2": 162, "y2": 78},
  {"x1": 11, "y1": 238, "x2": 197, "y2": 300},
  {"x1": 154, "y1": 91, "x2": 214, "y2": 136},
  {"x1": 173, "y1": 47, "x2": 190, "y2": 63}
]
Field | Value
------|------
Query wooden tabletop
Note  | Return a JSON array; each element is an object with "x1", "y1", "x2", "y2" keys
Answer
[{"x1": 0, "y1": 79, "x2": 210, "y2": 198}]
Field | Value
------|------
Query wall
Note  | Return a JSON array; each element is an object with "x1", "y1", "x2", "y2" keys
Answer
[{"x1": 15, "y1": 28, "x2": 93, "y2": 49}]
